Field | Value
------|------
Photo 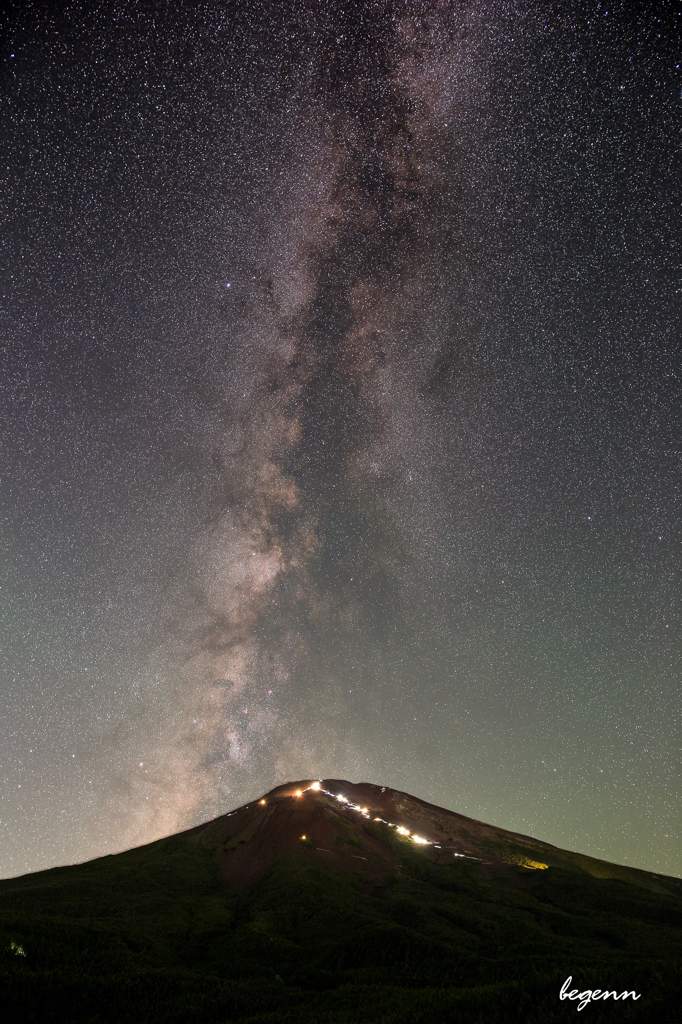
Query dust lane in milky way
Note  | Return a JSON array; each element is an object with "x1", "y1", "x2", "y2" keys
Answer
[{"x1": 1, "y1": 1, "x2": 681, "y2": 878}]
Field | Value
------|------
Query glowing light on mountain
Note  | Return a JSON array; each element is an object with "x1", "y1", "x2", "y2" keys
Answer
[{"x1": 308, "y1": 784, "x2": 445, "y2": 853}]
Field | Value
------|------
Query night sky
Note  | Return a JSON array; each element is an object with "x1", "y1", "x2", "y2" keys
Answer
[{"x1": 2, "y1": 0, "x2": 681, "y2": 881}]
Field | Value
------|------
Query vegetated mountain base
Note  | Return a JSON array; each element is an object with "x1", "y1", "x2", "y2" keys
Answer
[{"x1": 1, "y1": 779, "x2": 680, "y2": 1023}]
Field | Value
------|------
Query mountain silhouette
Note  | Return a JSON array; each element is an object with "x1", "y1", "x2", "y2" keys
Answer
[
  {"x1": 188, "y1": 778, "x2": 680, "y2": 892},
  {"x1": 2, "y1": 780, "x2": 681, "y2": 1023}
]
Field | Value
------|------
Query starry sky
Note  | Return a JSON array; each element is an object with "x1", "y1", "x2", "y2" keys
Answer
[{"x1": 1, "y1": 0, "x2": 681, "y2": 880}]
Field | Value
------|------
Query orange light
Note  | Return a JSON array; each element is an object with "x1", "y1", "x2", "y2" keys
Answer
[
  {"x1": 295, "y1": 789, "x2": 303, "y2": 797},
  {"x1": 301, "y1": 835, "x2": 306, "y2": 840},
  {"x1": 259, "y1": 799, "x2": 266, "y2": 805},
  {"x1": 310, "y1": 781, "x2": 321, "y2": 791}
]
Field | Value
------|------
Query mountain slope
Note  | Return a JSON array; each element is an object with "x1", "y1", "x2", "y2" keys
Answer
[
  {"x1": 1, "y1": 779, "x2": 681, "y2": 1023},
  {"x1": 191, "y1": 778, "x2": 681, "y2": 892}
]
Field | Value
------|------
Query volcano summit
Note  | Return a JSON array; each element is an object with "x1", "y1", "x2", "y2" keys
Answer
[
  {"x1": 2, "y1": 781, "x2": 681, "y2": 1023},
  {"x1": 186, "y1": 778, "x2": 679, "y2": 892}
]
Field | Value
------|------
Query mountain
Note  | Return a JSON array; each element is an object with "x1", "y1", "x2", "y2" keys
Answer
[
  {"x1": 186, "y1": 778, "x2": 681, "y2": 890},
  {"x1": 2, "y1": 779, "x2": 681, "y2": 1023}
]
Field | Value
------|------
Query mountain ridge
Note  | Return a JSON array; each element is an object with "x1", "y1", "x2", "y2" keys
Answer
[{"x1": 184, "y1": 778, "x2": 680, "y2": 894}]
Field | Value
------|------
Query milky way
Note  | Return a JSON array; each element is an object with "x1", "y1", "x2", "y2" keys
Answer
[{"x1": 2, "y1": 1, "x2": 681, "y2": 877}]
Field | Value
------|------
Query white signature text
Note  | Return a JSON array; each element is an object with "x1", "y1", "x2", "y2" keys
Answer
[{"x1": 560, "y1": 976, "x2": 641, "y2": 1011}]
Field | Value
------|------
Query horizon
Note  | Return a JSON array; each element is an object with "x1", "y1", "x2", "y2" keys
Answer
[{"x1": 3, "y1": 776, "x2": 678, "y2": 884}]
